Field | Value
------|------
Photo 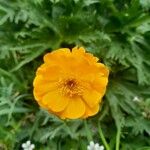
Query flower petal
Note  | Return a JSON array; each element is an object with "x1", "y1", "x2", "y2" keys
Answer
[
  {"x1": 72, "y1": 46, "x2": 85, "y2": 55},
  {"x1": 61, "y1": 97, "x2": 85, "y2": 119},
  {"x1": 42, "y1": 91, "x2": 69, "y2": 112},
  {"x1": 97, "y1": 64, "x2": 109, "y2": 77},
  {"x1": 36, "y1": 64, "x2": 62, "y2": 81},
  {"x1": 22, "y1": 143, "x2": 26, "y2": 148},
  {"x1": 34, "y1": 82, "x2": 57, "y2": 95},
  {"x1": 82, "y1": 104, "x2": 100, "y2": 118},
  {"x1": 91, "y1": 77, "x2": 108, "y2": 93},
  {"x1": 33, "y1": 80, "x2": 58, "y2": 101},
  {"x1": 82, "y1": 89, "x2": 102, "y2": 107},
  {"x1": 44, "y1": 48, "x2": 71, "y2": 64}
]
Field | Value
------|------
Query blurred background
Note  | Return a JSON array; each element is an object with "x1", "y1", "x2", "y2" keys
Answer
[{"x1": 0, "y1": 0, "x2": 150, "y2": 149}]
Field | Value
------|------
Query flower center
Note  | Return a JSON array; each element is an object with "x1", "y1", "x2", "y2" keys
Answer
[
  {"x1": 60, "y1": 78, "x2": 83, "y2": 97},
  {"x1": 65, "y1": 79, "x2": 76, "y2": 89}
]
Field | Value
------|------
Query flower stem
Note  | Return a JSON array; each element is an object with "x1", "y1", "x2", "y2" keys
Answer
[
  {"x1": 98, "y1": 122, "x2": 110, "y2": 150},
  {"x1": 116, "y1": 125, "x2": 121, "y2": 150},
  {"x1": 84, "y1": 120, "x2": 93, "y2": 142}
]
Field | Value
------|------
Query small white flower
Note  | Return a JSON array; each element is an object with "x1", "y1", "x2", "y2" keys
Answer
[
  {"x1": 22, "y1": 140, "x2": 35, "y2": 150},
  {"x1": 87, "y1": 141, "x2": 104, "y2": 150},
  {"x1": 133, "y1": 96, "x2": 140, "y2": 102}
]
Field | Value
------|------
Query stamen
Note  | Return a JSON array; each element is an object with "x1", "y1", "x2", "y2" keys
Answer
[{"x1": 58, "y1": 78, "x2": 83, "y2": 97}]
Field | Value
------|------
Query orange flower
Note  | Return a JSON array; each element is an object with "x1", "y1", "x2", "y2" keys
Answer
[{"x1": 33, "y1": 47, "x2": 109, "y2": 119}]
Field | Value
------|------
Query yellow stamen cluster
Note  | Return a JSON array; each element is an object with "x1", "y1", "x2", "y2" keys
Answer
[{"x1": 59, "y1": 78, "x2": 83, "y2": 97}]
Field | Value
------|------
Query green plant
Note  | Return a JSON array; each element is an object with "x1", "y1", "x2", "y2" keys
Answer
[{"x1": 0, "y1": 0, "x2": 150, "y2": 149}]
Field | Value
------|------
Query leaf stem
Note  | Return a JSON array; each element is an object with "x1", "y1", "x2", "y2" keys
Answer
[
  {"x1": 116, "y1": 125, "x2": 121, "y2": 150},
  {"x1": 98, "y1": 122, "x2": 110, "y2": 150},
  {"x1": 84, "y1": 120, "x2": 93, "y2": 142}
]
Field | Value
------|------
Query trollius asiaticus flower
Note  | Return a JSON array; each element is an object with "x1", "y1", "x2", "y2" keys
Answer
[{"x1": 33, "y1": 47, "x2": 109, "y2": 119}]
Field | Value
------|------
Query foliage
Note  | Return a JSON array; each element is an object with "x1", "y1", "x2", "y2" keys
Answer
[{"x1": 0, "y1": 0, "x2": 150, "y2": 149}]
